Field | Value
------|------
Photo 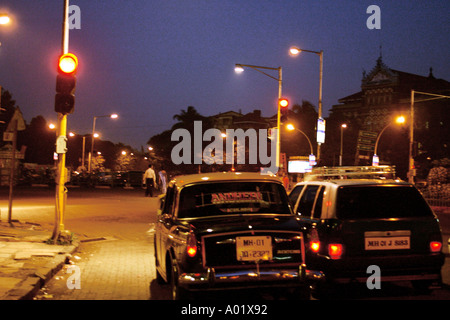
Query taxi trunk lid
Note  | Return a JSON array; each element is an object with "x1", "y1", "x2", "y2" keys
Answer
[{"x1": 192, "y1": 215, "x2": 305, "y2": 269}]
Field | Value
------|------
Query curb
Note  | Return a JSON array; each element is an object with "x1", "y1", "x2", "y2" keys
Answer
[{"x1": 3, "y1": 241, "x2": 79, "y2": 300}]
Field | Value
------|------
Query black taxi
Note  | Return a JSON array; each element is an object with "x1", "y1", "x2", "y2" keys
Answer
[
  {"x1": 154, "y1": 172, "x2": 323, "y2": 299},
  {"x1": 288, "y1": 167, "x2": 445, "y2": 294}
]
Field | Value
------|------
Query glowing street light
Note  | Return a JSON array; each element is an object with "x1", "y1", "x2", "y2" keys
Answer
[
  {"x1": 373, "y1": 115, "x2": 406, "y2": 166},
  {"x1": 234, "y1": 65, "x2": 244, "y2": 73},
  {"x1": 0, "y1": 14, "x2": 11, "y2": 25}
]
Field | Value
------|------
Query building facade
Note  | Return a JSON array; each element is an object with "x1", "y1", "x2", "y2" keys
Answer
[{"x1": 328, "y1": 57, "x2": 450, "y2": 176}]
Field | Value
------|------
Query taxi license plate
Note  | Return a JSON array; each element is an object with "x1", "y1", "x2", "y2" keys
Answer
[
  {"x1": 365, "y1": 236, "x2": 410, "y2": 250},
  {"x1": 236, "y1": 236, "x2": 272, "y2": 261}
]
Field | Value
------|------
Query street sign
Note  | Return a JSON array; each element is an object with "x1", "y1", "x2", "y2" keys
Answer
[
  {"x1": 359, "y1": 130, "x2": 378, "y2": 138},
  {"x1": 309, "y1": 154, "x2": 316, "y2": 166},
  {"x1": 3, "y1": 132, "x2": 13, "y2": 141},
  {"x1": 357, "y1": 144, "x2": 374, "y2": 152},
  {"x1": 317, "y1": 118, "x2": 326, "y2": 144},
  {"x1": 6, "y1": 108, "x2": 26, "y2": 132},
  {"x1": 0, "y1": 150, "x2": 25, "y2": 159},
  {"x1": 357, "y1": 130, "x2": 377, "y2": 152},
  {"x1": 372, "y1": 154, "x2": 379, "y2": 166}
]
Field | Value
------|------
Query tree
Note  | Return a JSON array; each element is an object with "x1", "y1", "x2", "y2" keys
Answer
[
  {"x1": 115, "y1": 151, "x2": 133, "y2": 171},
  {"x1": 282, "y1": 101, "x2": 318, "y2": 158},
  {"x1": 172, "y1": 106, "x2": 205, "y2": 125},
  {"x1": 23, "y1": 116, "x2": 55, "y2": 164},
  {"x1": 1, "y1": 89, "x2": 21, "y2": 147},
  {"x1": 147, "y1": 106, "x2": 212, "y2": 175}
]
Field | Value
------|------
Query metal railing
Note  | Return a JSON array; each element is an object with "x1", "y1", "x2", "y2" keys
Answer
[{"x1": 420, "y1": 185, "x2": 450, "y2": 208}]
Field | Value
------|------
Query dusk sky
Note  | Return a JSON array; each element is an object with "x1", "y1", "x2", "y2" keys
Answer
[{"x1": 0, "y1": 1, "x2": 449, "y2": 150}]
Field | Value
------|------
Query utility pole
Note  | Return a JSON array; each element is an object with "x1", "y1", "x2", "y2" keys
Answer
[{"x1": 52, "y1": 0, "x2": 70, "y2": 242}]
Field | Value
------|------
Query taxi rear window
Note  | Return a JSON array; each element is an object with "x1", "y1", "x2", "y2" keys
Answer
[
  {"x1": 336, "y1": 185, "x2": 433, "y2": 219},
  {"x1": 178, "y1": 182, "x2": 291, "y2": 218}
]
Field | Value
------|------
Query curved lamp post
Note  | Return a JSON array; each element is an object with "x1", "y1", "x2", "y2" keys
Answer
[
  {"x1": 234, "y1": 63, "x2": 282, "y2": 170},
  {"x1": 89, "y1": 113, "x2": 118, "y2": 172},
  {"x1": 373, "y1": 116, "x2": 405, "y2": 166}
]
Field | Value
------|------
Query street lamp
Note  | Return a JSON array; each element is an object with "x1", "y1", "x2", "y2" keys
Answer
[
  {"x1": 340, "y1": 124, "x2": 347, "y2": 166},
  {"x1": 373, "y1": 116, "x2": 405, "y2": 166},
  {"x1": 286, "y1": 123, "x2": 314, "y2": 156},
  {"x1": 89, "y1": 113, "x2": 118, "y2": 172},
  {"x1": 234, "y1": 63, "x2": 282, "y2": 171},
  {"x1": 69, "y1": 132, "x2": 95, "y2": 170},
  {"x1": 0, "y1": 13, "x2": 11, "y2": 26},
  {"x1": 289, "y1": 46, "x2": 324, "y2": 162}
]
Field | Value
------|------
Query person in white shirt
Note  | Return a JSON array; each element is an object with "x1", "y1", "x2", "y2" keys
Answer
[{"x1": 143, "y1": 164, "x2": 157, "y2": 197}]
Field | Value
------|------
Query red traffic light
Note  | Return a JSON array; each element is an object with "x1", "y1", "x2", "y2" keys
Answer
[
  {"x1": 55, "y1": 53, "x2": 78, "y2": 114},
  {"x1": 278, "y1": 98, "x2": 289, "y2": 108},
  {"x1": 58, "y1": 53, "x2": 78, "y2": 74}
]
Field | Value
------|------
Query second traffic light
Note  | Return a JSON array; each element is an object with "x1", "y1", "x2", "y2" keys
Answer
[
  {"x1": 55, "y1": 53, "x2": 78, "y2": 114},
  {"x1": 279, "y1": 98, "x2": 289, "y2": 122}
]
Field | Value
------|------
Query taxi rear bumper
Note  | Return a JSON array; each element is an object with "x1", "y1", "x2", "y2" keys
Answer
[{"x1": 178, "y1": 265, "x2": 325, "y2": 291}]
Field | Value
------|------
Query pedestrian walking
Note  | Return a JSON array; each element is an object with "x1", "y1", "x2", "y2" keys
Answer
[
  {"x1": 143, "y1": 164, "x2": 157, "y2": 197},
  {"x1": 158, "y1": 167, "x2": 168, "y2": 194}
]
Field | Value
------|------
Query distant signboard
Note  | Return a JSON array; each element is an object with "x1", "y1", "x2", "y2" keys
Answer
[
  {"x1": 357, "y1": 130, "x2": 377, "y2": 152},
  {"x1": 0, "y1": 150, "x2": 25, "y2": 159},
  {"x1": 288, "y1": 160, "x2": 312, "y2": 173}
]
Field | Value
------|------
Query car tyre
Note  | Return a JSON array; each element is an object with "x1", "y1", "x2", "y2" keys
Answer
[{"x1": 170, "y1": 260, "x2": 191, "y2": 300}]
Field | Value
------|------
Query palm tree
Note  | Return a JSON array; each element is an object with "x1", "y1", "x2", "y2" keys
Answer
[{"x1": 172, "y1": 106, "x2": 205, "y2": 128}]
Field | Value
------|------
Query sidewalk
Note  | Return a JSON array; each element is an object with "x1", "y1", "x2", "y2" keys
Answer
[{"x1": 0, "y1": 221, "x2": 79, "y2": 300}]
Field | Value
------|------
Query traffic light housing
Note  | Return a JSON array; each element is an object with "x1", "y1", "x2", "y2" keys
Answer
[
  {"x1": 55, "y1": 53, "x2": 78, "y2": 114},
  {"x1": 279, "y1": 98, "x2": 289, "y2": 122}
]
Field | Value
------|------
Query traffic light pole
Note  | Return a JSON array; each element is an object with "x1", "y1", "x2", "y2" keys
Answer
[{"x1": 52, "y1": 0, "x2": 70, "y2": 243}]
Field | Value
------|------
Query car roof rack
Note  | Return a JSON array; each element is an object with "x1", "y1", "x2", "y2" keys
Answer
[{"x1": 304, "y1": 166, "x2": 397, "y2": 181}]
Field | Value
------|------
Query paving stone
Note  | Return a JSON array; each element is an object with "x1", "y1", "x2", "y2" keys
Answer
[{"x1": 0, "y1": 277, "x2": 23, "y2": 298}]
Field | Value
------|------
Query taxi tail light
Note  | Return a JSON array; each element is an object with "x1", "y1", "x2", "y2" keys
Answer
[
  {"x1": 187, "y1": 232, "x2": 198, "y2": 258},
  {"x1": 310, "y1": 229, "x2": 320, "y2": 253},
  {"x1": 429, "y1": 241, "x2": 442, "y2": 253},
  {"x1": 328, "y1": 243, "x2": 344, "y2": 260},
  {"x1": 310, "y1": 241, "x2": 320, "y2": 253}
]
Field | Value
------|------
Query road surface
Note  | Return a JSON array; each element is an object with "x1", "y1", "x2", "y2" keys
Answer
[{"x1": 1, "y1": 186, "x2": 449, "y2": 300}]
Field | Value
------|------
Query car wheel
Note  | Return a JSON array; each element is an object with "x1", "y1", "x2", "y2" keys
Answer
[{"x1": 170, "y1": 262, "x2": 190, "y2": 300}]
